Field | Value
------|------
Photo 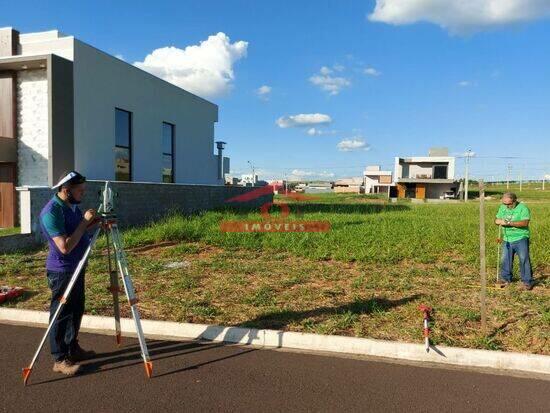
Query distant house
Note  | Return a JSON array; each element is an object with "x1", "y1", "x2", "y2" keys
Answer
[
  {"x1": 393, "y1": 148, "x2": 459, "y2": 200},
  {"x1": 304, "y1": 181, "x2": 332, "y2": 194},
  {"x1": 268, "y1": 179, "x2": 287, "y2": 194},
  {"x1": 363, "y1": 166, "x2": 392, "y2": 195},
  {"x1": 241, "y1": 174, "x2": 258, "y2": 186},
  {"x1": 334, "y1": 177, "x2": 363, "y2": 193}
]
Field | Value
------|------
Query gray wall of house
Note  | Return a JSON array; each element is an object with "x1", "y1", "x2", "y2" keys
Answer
[
  {"x1": 49, "y1": 54, "x2": 75, "y2": 185},
  {"x1": 72, "y1": 40, "x2": 222, "y2": 185},
  {"x1": 18, "y1": 181, "x2": 272, "y2": 238}
]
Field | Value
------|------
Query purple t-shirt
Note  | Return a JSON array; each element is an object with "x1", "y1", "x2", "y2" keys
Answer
[{"x1": 39, "y1": 194, "x2": 91, "y2": 273}]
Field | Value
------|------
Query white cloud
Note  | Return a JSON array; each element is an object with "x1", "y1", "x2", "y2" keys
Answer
[
  {"x1": 134, "y1": 32, "x2": 248, "y2": 99},
  {"x1": 337, "y1": 138, "x2": 371, "y2": 152},
  {"x1": 276, "y1": 113, "x2": 332, "y2": 128},
  {"x1": 364, "y1": 67, "x2": 381, "y2": 76},
  {"x1": 368, "y1": 0, "x2": 550, "y2": 34},
  {"x1": 309, "y1": 66, "x2": 351, "y2": 95},
  {"x1": 114, "y1": 54, "x2": 125, "y2": 61},
  {"x1": 458, "y1": 80, "x2": 472, "y2": 87},
  {"x1": 256, "y1": 85, "x2": 272, "y2": 100}
]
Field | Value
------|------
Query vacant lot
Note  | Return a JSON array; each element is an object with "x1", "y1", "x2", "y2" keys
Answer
[{"x1": 1, "y1": 183, "x2": 548, "y2": 354}]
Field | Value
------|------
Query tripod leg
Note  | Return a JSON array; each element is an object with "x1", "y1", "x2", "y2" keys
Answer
[
  {"x1": 22, "y1": 227, "x2": 102, "y2": 385},
  {"x1": 106, "y1": 232, "x2": 122, "y2": 345},
  {"x1": 109, "y1": 224, "x2": 153, "y2": 378}
]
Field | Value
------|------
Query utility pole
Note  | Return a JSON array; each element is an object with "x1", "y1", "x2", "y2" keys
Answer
[
  {"x1": 543, "y1": 174, "x2": 546, "y2": 191},
  {"x1": 519, "y1": 169, "x2": 523, "y2": 192},
  {"x1": 464, "y1": 149, "x2": 473, "y2": 202},
  {"x1": 247, "y1": 160, "x2": 255, "y2": 186},
  {"x1": 506, "y1": 164, "x2": 512, "y2": 190}
]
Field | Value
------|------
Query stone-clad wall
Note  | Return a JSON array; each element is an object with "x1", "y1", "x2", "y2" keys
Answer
[
  {"x1": 17, "y1": 181, "x2": 272, "y2": 240},
  {"x1": 16, "y1": 69, "x2": 49, "y2": 186}
]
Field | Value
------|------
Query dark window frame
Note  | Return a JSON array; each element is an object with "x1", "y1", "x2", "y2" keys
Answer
[
  {"x1": 115, "y1": 108, "x2": 132, "y2": 182},
  {"x1": 162, "y1": 122, "x2": 175, "y2": 183},
  {"x1": 432, "y1": 164, "x2": 448, "y2": 179}
]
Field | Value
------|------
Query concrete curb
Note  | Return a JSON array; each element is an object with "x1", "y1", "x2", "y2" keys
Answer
[{"x1": 1, "y1": 307, "x2": 549, "y2": 376}]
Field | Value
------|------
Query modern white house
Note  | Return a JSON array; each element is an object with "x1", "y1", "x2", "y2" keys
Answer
[
  {"x1": 0, "y1": 27, "x2": 230, "y2": 228},
  {"x1": 393, "y1": 148, "x2": 459, "y2": 199},
  {"x1": 240, "y1": 174, "x2": 258, "y2": 186},
  {"x1": 363, "y1": 165, "x2": 392, "y2": 195}
]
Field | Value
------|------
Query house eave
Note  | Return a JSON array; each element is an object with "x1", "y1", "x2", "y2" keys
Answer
[{"x1": 397, "y1": 178, "x2": 457, "y2": 184}]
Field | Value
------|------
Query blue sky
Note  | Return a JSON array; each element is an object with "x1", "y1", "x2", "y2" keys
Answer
[{"x1": 3, "y1": 0, "x2": 550, "y2": 181}]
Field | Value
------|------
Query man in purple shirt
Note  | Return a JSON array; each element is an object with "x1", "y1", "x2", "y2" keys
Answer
[{"x1": 39, "y1": 171, "x2": 98, "y2": 376}]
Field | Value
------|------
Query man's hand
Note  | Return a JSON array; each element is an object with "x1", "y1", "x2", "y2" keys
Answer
[
  {"x1": 84, "y1": 209, "x2": 97, "y2": 223},
  {"x1": 495, "y1": 219, "x2": 505, "y2": 225}
]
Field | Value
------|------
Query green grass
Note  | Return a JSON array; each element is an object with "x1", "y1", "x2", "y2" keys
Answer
[
  {"x1": 1, "y1": 183, "x2": 548, "y2": 354},
  {"x1": 91, "y1": 185, "x2": 550, "y2": 272},
  {"x1": 0, "y1": 227, "x2": 20, "y2": 237}
]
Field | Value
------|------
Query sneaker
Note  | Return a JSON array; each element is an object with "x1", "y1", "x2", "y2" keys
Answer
[
  {"x1": 69, "y1": 341, "x2": 96, "y2": 362},
  {"x1": 496, "y1": 280, "x2": 510, "y2": 288},
  {"x1": 53, "y1": 359, "x2": 81, "y2": 376},
  {"x1": 521, "y1": 283, "x2": 534, "y2": 291}
]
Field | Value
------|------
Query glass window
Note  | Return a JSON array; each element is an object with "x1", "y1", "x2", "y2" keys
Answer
[
  {"x1": 162, "y1": 122, "x2": 174, "y2": 183},
  {"x1": 433, "y1": 165, "x2": 448, "y2": 179},
  {"x1": 115, "y1": 108, "x2": 132, "y2": 181}
]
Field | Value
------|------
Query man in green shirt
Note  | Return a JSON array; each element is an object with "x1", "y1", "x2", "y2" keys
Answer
[{"x1": 495, "y1": 192, "x2": 534, "y2": 290}]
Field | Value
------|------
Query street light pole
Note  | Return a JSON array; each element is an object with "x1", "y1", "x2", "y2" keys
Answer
[
  {"x1": 519, "y1": 169, "x2": 523, "y2": 192},
  {"x1": 247, "y1": 160, "x2": 255, "y2": 186},
  {"x1": 464, "y1": 149, "x2": 473, "y2": 202}
]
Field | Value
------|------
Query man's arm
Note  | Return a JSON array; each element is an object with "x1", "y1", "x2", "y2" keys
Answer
[
  {"x1": 506, "y1": 219, "x2": 529, "y2": 228},
  {"x1": 51, "y1": 209, "x2": 96, "y2": 255}
]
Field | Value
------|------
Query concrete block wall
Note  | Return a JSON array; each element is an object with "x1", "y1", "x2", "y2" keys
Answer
[
  {"x1": 17, "y1": 181, "x2": 272, "y2": 239},
  {"x1": 16, "y1": 69, "x2": 49, "y2": 186}
]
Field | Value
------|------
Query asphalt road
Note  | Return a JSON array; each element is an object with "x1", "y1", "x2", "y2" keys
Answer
[{"x1": 1, "y1": 323, "x2": 548, "y2": 412}]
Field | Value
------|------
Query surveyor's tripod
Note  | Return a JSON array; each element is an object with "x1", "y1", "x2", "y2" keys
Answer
[{"x1": 22, "y1": 182, "x2": 152, "y2": 385}]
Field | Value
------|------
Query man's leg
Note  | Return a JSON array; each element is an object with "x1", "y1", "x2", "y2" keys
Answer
[
  {"x1": 47, "y1": 271, "x2": 73, "y2": 362},
  {"x1": 500, "y1": 242, "x2": 514, "y2": 283},
  {"x1": 66, "y1": 270, "x2": 85, "y2": 349},
  {"x1": 66, "y1": 269, "x2": 95, "y2": 361},
  {"x1": 515, "y1": 238, "x2": 534, "y2": 286}
]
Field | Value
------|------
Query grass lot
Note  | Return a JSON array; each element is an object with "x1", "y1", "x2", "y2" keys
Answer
[
  {"x1": 0, "y1": 227, "x2": 21, "y2": 237},
  {"x1": 1, "y1": 183, "x2": 548, "y2": 354}
]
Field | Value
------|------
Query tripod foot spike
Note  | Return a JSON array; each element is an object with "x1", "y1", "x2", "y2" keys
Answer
[
  {"x1": 116, "y1": 333, "x2": 122, "y2": 346},
  {"x1": 22, "y1": 367, "x2": 32, "y2": 385},
  {"x1": 144, "y1": 361, "x2": 153, "y2": 378}
]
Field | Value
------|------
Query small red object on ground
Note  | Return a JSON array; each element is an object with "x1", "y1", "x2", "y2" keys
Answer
[
  {"x1": 0, "y1": 286, "x2": 24, "y2": 304},
  {"x1": 418, "y1": 304, "x2": 432, "y2": 353}
]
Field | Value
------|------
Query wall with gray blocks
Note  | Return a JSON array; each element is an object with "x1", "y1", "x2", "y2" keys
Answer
[{"x1": 17, "y1": 181, "x2": 272, "y2": 240}]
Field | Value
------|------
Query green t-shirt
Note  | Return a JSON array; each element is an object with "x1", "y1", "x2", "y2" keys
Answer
[{"x1": 496, "y1": 202, "x2": 530, "y2": 243}]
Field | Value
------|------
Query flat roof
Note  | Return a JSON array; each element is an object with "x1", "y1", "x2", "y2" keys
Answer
[
  {"x1": 0, "y1": 54, "x2": 49, "y2": 70},
  {"x1": 397, "y1": 178, "x2": 457, "y2": 184},
  {"x1": 398, "y1": 156, "x2": 454, "y2": 163}
]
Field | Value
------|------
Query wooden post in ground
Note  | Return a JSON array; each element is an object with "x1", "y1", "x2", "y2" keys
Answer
[{"x1": 479, "y1": 180, "x2": 487, "y2": 332}]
